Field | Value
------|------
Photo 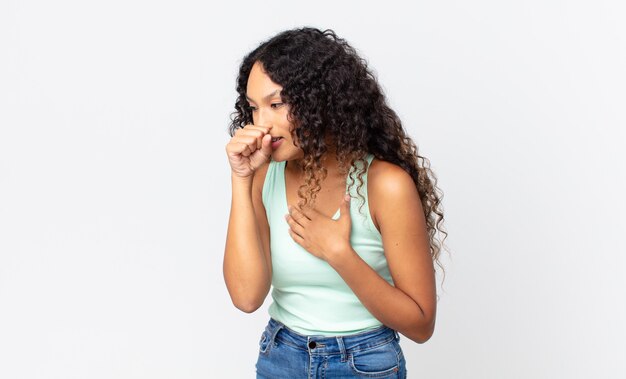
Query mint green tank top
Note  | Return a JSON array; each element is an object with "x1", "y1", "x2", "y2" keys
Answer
[{"x1": 261, "y1": 153, "x2": 395, "y2": 336}]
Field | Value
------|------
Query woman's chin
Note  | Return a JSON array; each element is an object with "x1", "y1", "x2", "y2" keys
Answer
[{"x1": 270, "y1": 148, "x2": 303, "y2": 163}]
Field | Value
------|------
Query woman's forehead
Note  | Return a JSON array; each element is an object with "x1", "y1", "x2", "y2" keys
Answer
[{"x1": 246, "y1": 63, "x2": 283, "y2": 102}]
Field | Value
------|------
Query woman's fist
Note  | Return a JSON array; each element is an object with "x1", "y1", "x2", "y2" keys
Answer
[{"x1": 225, "y1": 124, "x2": 273, "y2": 178}]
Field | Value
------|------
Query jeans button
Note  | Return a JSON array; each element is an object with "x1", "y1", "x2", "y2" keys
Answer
[{"x1": 308, "y1": 341, "x2": 316, "y2": 349}]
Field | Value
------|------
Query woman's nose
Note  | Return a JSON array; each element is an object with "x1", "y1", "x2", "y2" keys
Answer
[{"x1": 255, "y1": 108, "x2": 271, "y2": 127}]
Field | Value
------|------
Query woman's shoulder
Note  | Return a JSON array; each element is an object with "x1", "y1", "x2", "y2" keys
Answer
[
  {"x1": 367, "y1": 157, "x2": 420, "y2": 230},
  {"x1": 368, "y1": 157, "x2": 414, "y2": 191}
]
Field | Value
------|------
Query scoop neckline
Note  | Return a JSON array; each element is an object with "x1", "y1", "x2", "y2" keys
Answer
[{"x1": 281, "y1": 154, "x2": 373, "y2": 220}]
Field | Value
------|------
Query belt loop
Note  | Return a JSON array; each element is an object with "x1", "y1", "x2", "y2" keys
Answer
[
  {"x1": 393, "y1": 330, "x2": 400, "y2": 341},
  {"x1": 336, "y1": 336, "x2": 347, "y2": 362},
  {"x1": 269, "y1": 322, "x2": 284, "y2": 347}
]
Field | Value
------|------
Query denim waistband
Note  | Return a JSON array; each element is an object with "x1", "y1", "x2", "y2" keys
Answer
[{"x1": 264, "y1": 318, "x2": 400, "y2": 356}]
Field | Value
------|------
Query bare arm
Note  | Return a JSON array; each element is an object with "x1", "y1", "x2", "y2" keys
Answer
[
  {"x1": 223, "y1": 125, "x2": 273, "y2": 313},
  {"x1": 328, "y1": 161, "x2": 437, "y2": 343}
]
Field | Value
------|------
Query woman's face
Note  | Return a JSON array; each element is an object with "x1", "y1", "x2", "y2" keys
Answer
[{"x1": 246, "y1": 61, "x2": 304, "y2": 162}]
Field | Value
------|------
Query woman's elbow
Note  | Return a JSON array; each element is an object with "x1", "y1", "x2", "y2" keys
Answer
[
  {"x1": 224, "y1": 275, "x2": 270, "y2": 313},
  {"x1": 405, "y1": 328, "x2": 434, "y2": 344},
  {"x1": 404, "y1": 317, "x2": 436, "y2": 344},
  {"x1": 227, "y1": 288, "x2": 267, "y2": 313},
  {"x1": 232, "y1": 299, "x2": 263, "y2": 313}
]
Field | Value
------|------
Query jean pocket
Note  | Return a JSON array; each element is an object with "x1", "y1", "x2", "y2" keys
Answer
[{"x1": 349, "y1": 340, "x2": 400, "y2": 377}]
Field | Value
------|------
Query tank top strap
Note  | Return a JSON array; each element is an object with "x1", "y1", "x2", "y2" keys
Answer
[
  {"x1": 262, "y1": 159, "x2": 286, "y2": 219},
  {"x1": 347, "y1": 153, "x2": 375, "y2": 185}
]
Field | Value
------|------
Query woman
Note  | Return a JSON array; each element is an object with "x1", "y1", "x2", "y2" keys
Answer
[{"x1": 224, "y1": 27, "x2": 447, "y2": 379}]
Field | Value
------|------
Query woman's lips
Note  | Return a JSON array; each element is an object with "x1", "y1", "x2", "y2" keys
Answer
[{"x1": 271, "y1": 137, "x2": 284, "y2": 149}]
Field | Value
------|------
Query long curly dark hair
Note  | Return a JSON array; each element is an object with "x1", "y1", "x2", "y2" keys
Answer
[{"x1": 228, "y1": 27, "x2": 449, "y2": 283}]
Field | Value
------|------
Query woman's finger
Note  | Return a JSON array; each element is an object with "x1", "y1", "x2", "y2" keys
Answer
[
  {"x1": 285, "y1": 214, "x2": 306, "y2": 236},
  {"x1": 236, "y1": 128, "x2": 265, "y2": 150},
  {"x1": 233, "y1": 135, "x2": 260, "y2": 154},
  {"x1": 289, "y1": 206, "x2": 311, "y2": 223},
  {"x1": 237, "y1": 142, "x2": 252, "y2": 157},
  {"x1": 287, "y1": 228, "x2": 305, "y2": 246}
]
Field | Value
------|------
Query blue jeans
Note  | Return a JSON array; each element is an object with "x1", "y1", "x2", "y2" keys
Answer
[{"x1": 256, "y1": 318, "x2": 407, "y2": 378}]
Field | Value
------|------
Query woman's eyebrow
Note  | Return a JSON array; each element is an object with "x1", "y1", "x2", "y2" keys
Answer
[{"x1": 245, "y1": 89, "x2": 281, "y2": 102}]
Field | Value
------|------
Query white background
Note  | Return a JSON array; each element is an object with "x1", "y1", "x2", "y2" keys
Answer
[{"x1": 1, "y1": 1, "x2": 625, "y2": 378}]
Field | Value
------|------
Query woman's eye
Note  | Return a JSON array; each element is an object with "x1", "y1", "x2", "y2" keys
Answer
[
  {"x1": 247, "y1": 105, "x2": 257, "y2": 112},
  {"x1": 271, "y1": 103, "x2": 283, "y2": 109}
]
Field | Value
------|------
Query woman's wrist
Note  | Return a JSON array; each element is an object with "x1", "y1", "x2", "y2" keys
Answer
[
  {"x1": 325, "y1": 245, "x2": 359, "y2": 270},
  {"x1": 231, "y1": 171, "x2": 254, "y2": 183}
]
